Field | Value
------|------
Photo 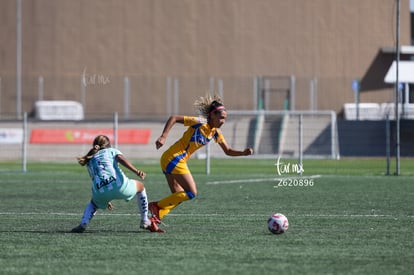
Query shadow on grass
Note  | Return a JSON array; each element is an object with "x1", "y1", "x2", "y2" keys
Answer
[{"x1": 0, "y1": 229, "x2": 152, "y2": 234}]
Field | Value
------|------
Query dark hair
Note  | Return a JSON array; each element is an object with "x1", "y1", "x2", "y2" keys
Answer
[
  {"x1": 207, "y1": 100, "x2": 225, "y2": 115},
  {"x1": 194, "y1": 94, "x2": 225, "y2": 117},
  {"x1": 77, "y1": 135, "x2": 111, "y2": 166}
]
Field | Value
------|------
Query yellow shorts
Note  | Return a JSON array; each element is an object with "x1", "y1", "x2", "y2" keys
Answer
[{"x1": 160, "y1": 150, "x2": 190, "y2": 174}]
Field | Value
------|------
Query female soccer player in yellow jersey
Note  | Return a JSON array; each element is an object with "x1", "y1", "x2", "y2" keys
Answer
[{"x1": 149, "y1": 94, "x2": 254, "y2": 231}]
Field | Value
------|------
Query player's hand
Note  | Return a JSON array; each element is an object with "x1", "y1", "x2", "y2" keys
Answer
[
  {"x1": 155, "y1": 136, "x2": 165, "y2": 149},
  {"x1": 244, "y1": 148, "x2": 254, "y2": 156},
  {"x1": 107, "y1": 202, "x2": 114, "y2": 211},
  {"x1": 136, "y1": 169, "x2": 146, "y2": 179}
]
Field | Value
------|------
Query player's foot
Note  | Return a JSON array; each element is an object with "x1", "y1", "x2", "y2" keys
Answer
[
  {"x1": 148, "y1": 201, "x2": 161, "y2": 224},
  {"x1": 145, "y1": 217, "x2": 166, "y2": 233},
  {"x1": 71, "y1": 224, "x2": 86, "y2": 233},
  {"x1": 140, "y1": 220, "x2": 151, "y2": 230}
]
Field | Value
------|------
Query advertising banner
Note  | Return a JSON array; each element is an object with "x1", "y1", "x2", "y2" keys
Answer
[
  {"x1": 30, "y1": 129, "x2": 151, "y2": 144},
  {"x1": 0, "y1": 129, "x2": 23, "y2": 144}
]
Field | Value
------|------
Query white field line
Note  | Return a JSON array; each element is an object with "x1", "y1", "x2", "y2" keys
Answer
[
  {"x1": 206, "y1": 175, "x2": 321, "y2": 185},
  {"x1": 0, "y1": 212, "x2": 412, "y2": 219}
]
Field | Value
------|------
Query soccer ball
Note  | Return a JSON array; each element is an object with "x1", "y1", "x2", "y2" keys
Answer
[{"x1": 267, "y1": 213, "x2": 289, "y2": 234}]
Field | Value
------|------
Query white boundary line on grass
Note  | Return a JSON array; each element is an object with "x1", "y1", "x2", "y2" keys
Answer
[
  {"x1": 206, "y1": 175, "x2": 321, "y2": 185},
  {"x1": 0, "y1": 212, "x2": 413, "y2": 218}
]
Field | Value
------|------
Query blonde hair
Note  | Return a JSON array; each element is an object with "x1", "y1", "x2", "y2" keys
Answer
[
  {"x1": 77, "y1": 135, "x2": 111, "y2": 166},
  {"x1": 194, "y1": 94, "x2": 225, "y2": 118}
]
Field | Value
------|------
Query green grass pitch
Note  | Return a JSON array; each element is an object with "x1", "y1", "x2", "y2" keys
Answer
[{"x1": 0, "y1": 158, "x2": 413, "y2": 274}]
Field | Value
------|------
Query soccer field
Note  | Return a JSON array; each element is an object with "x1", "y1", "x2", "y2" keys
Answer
[{"x1": 0, "y1": 158, "x2": 413, "y2": 275}]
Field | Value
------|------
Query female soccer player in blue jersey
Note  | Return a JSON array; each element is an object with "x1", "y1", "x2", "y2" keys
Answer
[
  {"x1": 149, "y1": 94, "x2": 253, "y2": 231},
  {"x1": 71, "y1": 135, "x2": 164, "y2": 233}
]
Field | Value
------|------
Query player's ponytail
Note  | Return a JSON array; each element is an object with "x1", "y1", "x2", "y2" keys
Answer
[{"x1": 77, "y1": 135, "x2": 111, "y2": 166}]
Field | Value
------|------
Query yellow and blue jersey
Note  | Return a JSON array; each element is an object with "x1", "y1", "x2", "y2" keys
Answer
[{"x1": 160, "y1": 116, "x2": 225, "y2": 174}]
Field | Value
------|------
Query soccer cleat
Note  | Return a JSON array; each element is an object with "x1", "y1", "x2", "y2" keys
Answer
[
  {"x1": 140, "y1": 218, "x2": 165, "y2": 233},
  {"x1": 140, "y1": 220, "x2": 152, "y2": 230},
  {"x1": 145, "y1": 217, "x2": 166, "y2": 233},
  {"x1": 148, "y1": 201, "x2": 161, "y2": 224},
  {"x1": 71, "y1": 224, "x2": 86, "y2": 233}
]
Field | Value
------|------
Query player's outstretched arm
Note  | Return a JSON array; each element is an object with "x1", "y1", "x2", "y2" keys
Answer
[
  {"x1": 218, "y1": 140, "x2": 253, "y2": 157},
  {"x1": 116, "y1": 154, "x2": 146, "y2": 179},
  {"x1": 155, "y1": 115, "x2": 185, "y2": 149}
]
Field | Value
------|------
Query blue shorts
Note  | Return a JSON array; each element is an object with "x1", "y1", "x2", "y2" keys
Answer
[{"x1": 92, "y1": 178, "x2": 137, "y2": 209}]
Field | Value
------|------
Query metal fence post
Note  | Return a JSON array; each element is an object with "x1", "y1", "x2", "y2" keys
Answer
[
  {"x1": 38, "y1": 76, "x2": 44, "y2": 101},
  {"x1": 123, "y1": 77, "x2": 130, "y2": 119},
  {"x1": 113, "y1": 112, "x2": 118, "y2": 148},
  {"x1": 298, "y1": 114, "x2": 303, "y2": 175},
  {"x1": 173, "y1": 78, "x2": 179, "y2": 114},
  {"x1": 22, "y1": 112, "x2": 27, "y2": 173}
]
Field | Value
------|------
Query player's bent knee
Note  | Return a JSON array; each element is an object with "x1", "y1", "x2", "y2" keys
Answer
[{"x1": 135, "y1": 180, "x2": 145, "y2": 192}]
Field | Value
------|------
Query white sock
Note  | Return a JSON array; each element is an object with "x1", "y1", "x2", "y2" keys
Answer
[
  {"x1": 137, "y1": 188, "x2": 149, "y2": 224},
  {"x1": 80, "y1": 201, "x2": 97, "y2": 227}
]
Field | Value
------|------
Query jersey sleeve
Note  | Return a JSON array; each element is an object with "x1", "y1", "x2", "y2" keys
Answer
[
  {"x1": 110, "y1": 148, "x2": 122, "y2": 157},
  {"x1": 214, "y1": 129, "x2": 226, "y2": 144},
  {"x1": 183, "y1": 116, "x2": 207, "y2": 126}
]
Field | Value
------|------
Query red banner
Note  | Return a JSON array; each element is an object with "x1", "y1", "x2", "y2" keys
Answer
[{"x1": 30, "y1": 129, "x2": 151, "y2": 144}]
